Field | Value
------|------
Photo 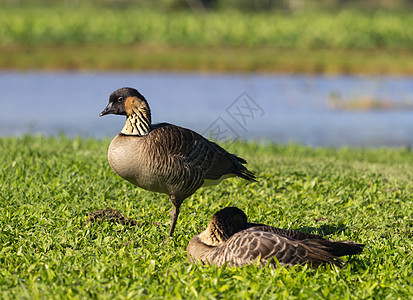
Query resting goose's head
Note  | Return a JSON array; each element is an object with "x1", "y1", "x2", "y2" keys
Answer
[
  {"x1": 200, "y1": 207, "x2": 248, "y2": 246},
  {"x1": 100, "y1": 87, "x2": 152, "y2": 136}
]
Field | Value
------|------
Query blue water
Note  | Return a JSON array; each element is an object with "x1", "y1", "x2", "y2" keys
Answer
[{"x1": 1, "y1": 71, "x2": 413, "y2": 147}]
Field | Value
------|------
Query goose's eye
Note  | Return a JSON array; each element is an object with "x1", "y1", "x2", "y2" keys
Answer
[{"x1": 117, "y1": 97, "x2": 123, "y2": 102}]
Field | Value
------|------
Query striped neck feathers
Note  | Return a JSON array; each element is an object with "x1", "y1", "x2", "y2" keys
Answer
[
  {"x1": 121, "y1": 96, "x2": 152, "y2": 136},
  {"x1": 199, "y1": 222, "x2": 229, "y2": 247}
]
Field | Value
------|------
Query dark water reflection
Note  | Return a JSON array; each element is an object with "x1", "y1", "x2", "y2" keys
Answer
[{"x1": 1, "y1": 71, "x2": 412, "y2": 147}]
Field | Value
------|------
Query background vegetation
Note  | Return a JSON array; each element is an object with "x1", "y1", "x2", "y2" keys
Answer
[
  {"x1": 0, "y1": 136, "x2": 412, "y2": 298},
  {"x1": 2, "y1": 0, "x2": 413, "y2": 72},
  {"x1": 2, "y1": 7, "x2": 413, "y2": 48},
  {"x1": 3, "y1": 0, "x2": 413, "y2": 11}
]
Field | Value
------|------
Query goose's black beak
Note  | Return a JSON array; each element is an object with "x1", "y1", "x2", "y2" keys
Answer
[{"x1": 99, "y1": 102, "x2": 114, "y2": 116}]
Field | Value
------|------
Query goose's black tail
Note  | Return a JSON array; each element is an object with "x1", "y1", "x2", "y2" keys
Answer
[{"x1": 233, "y1": 154, "x2": 257, "y2": 182}]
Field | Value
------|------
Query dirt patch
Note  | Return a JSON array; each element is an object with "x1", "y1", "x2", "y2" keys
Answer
[{"x1": 86, "y1": 208, "x2": 140, "y2": 226}]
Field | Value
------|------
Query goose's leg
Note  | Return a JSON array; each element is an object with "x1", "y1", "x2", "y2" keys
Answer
[
  {"x1": 169, "y1": 206, "x2": 179, "y2": 237},
  {"x1": 169, "y1": 196, "x2": 183, "y2": 237}
]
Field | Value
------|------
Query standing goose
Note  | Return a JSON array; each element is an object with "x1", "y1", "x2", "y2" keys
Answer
[
  {"x1": 100, "y1": 87, "x2": 256, "y2": 237},
  {"x1": 187, "y1": 207, "x2": 364, "y2": 268}
]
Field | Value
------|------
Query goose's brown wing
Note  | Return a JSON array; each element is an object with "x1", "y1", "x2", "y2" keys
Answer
[
  {"x1": 246, "y1": 224, "x2": 326, "y2": 240},
  {"x1": 245, "y1": 225, "x2": 364, "y2": 257},
  {"x1": 173, "y1": 125, "x2": 255, "y2": 181},
  {"x1": 147, "y1": 124, "x2": 255, "y2": 197},
  {"x1": 207, "y1": 230, "x2": 343, "y2": 268}
]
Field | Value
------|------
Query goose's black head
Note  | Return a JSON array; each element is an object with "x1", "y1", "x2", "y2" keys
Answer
[
  {"x1": 99, "y1": 87, "x2": 148, "y2": 117},
  {"x1": 210, "y1": 207, "x2": 248, "y2": 237}
]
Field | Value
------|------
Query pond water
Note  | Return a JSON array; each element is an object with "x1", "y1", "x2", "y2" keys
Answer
[{"x1": 1, "y1": 71, "x2": 413, "y2": 147}]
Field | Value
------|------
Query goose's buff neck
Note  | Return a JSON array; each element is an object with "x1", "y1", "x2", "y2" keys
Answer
[{"x1": 121, "y1": 96, "x2": 152, "y2": 136}]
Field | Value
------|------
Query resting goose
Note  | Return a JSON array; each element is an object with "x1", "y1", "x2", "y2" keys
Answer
[
  {"x1": 187, "y1": 207, "x2": 364, "y2": 268},
  {"x1": 100, "y1": 87, "x2": 256, "y2": 237}
]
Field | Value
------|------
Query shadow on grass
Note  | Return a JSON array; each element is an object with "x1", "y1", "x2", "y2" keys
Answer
[{"x1": 296, "y1": 222, "x2": 348, "y2": 237}]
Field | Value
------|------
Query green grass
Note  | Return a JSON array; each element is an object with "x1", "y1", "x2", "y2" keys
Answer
[
  {"x1": 1, "y1": 7, "x2": 413, "y2": 49},
  {"x1": 4, "y1": 44, "x2": 413, "y2": 74},
  {"x1": 0, "y1": 6, "x2": 413, "y2": 49},
  {"x1": 2, "y1": 6, "x2": 413, "y2": 73},
  {"x1": 1, "y1": 135, "x2": 412, "y2": 299}
]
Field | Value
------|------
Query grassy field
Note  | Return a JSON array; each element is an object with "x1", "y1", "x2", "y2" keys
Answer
[
  {"x1": 0, "y1": 135, "x2": 412, "y2": 298},
  {"x1": 2, "y1": 7, "x2": 413, "y2": 48},
  {"x1": 4, "y1": 44, "x2": 413, "y2": 74},
  {"x1": 2, "y1": 6, "x2": 413, "y2": 73}
]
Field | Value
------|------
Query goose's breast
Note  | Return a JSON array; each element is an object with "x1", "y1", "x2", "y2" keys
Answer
[{"x1": 107, "y1": 135, "x2": 166, "y2": 193}]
